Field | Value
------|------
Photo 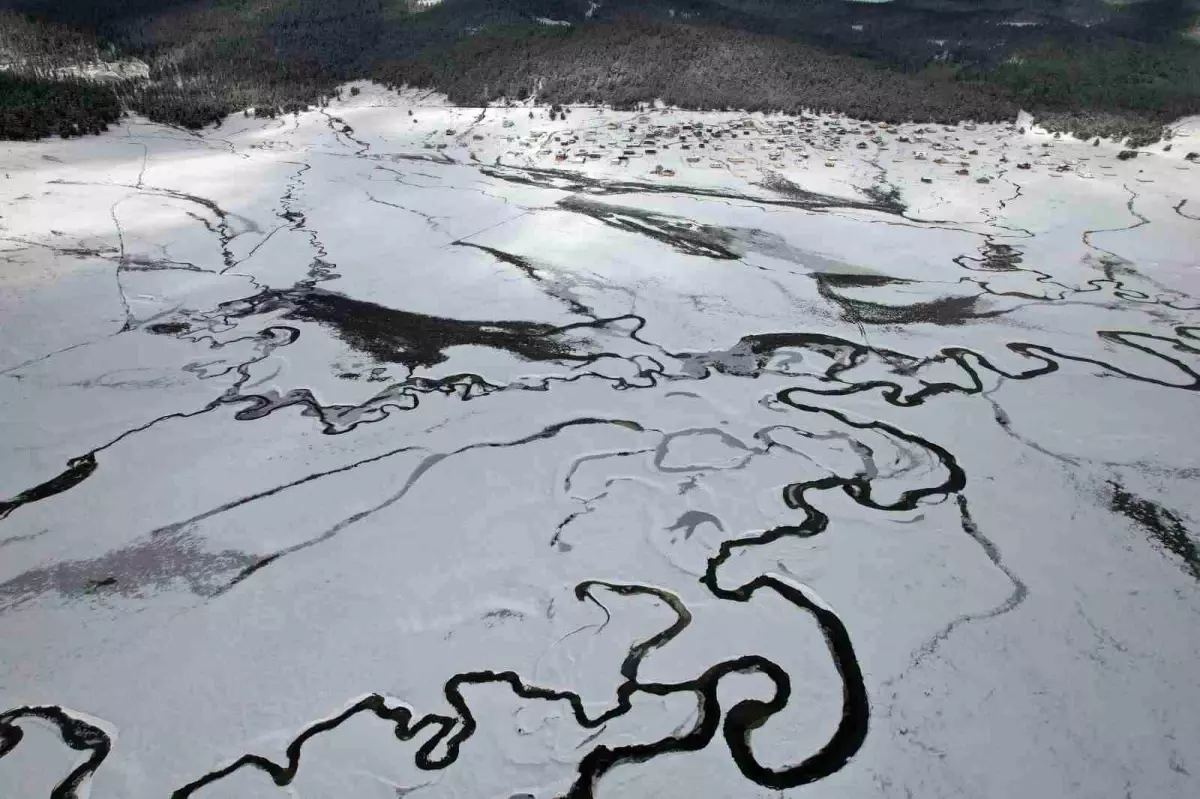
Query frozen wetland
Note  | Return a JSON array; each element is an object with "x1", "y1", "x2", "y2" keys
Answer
[{"x1": 1, "y1": 85, "x2": 1198, "y2": 798}]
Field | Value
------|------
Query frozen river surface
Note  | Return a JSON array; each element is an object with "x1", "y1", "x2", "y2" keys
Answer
[{"x1": 1, "y1": 87, "x2": 1199, "y2": 798}]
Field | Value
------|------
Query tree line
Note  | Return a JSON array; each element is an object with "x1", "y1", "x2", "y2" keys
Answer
[
  {"x1": 0, "y1": 71, "x2": 120, "y2": 139},
  {"x1": 0, "y1": 2, "x2": 1196, "y2": 141},
  {"x1": 375, "y1": 20, "x2": 1022, "y2": 123}
]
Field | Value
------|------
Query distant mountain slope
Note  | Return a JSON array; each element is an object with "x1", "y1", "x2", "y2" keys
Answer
[
  {"x1": 0, "y1": 0, "x2": 1197, "y2": 140},
  {"x1": 7, "y1": 0, "x2": 1197, "y2": 64},
  {"x1": 373, "y1": 19, "x2": 1021, "y2": 121}
]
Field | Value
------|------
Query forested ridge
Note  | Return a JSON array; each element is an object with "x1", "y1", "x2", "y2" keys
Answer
[
  {"x1": 0, "y1": 0, "x2": 1197, "y2": 141},
  {"x1": 375, "y1": 22, "x2": 1021, "y2": 123}
]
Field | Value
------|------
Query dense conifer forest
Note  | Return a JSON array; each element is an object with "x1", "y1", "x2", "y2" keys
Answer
[
  {"x1": 374, "y1": 22, "x2": 1022, "y2": 123},
  {"x1": 0, "y1": 71, "x2": 119, "y2": 139},
  {"x1": 0, "y1": 0, "x2": 1197, "y2": 140}
]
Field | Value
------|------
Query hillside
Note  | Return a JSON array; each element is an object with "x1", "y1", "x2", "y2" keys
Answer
[{"x1": 0, "y1": 0, "x2": 1198, "y2": 140}]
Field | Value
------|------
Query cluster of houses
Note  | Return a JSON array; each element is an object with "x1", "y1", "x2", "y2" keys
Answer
[
  {"x1": 494, "y1": 114, "x2": 1005, "y2": 178},
  {"x1": 509, "y1": 116, "x2": 837, "y2": 173},
  {"x1": 413, "y1": 107, "x2": 1158, "y2": 182}
]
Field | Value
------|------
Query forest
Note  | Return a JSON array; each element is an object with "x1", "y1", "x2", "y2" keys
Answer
[
  {"x1": 0, "y1": 0, "x2": 1197, "y2": 141},
  {"x1": 374, "y1": 22, "x2": 1022, "y2": 123},
  {"x1": 0, "y1": 71, "x2": 120, "y2": 139}
]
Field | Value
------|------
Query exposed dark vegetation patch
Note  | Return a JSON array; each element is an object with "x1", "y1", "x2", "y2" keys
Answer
[
  {"x1": 556, "y1": 195, "x2": 742, "y2": 260},
  {"x1": 813, "y1": 278, "x2": 1007, "y2": 327},
  {"x1": 1109, "y1": 480, "x2": 1200, "y2": 582},
  {"x1": 234, "y1": 287, "x2": 578, "y2": 368},
  {"x1": 146, "y1": 321, "x2": 190, "y2": 335},
  {"x1": 0, "y1": 454, "x2": 97, "y2": 522}
]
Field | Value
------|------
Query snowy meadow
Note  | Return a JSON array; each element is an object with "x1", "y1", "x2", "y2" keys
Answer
[{"x1": 1, "y1": 85, "x2": 1198, "y2": 798}]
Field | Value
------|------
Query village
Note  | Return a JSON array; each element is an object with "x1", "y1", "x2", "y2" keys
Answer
[{"x1": 370, "y1": 88, "x2": 1198, "y2": 208}]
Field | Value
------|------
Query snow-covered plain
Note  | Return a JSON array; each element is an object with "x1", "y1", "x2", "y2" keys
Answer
[{"x1": 1, "y1": 84, "x2": 1198, "y2": 799}]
